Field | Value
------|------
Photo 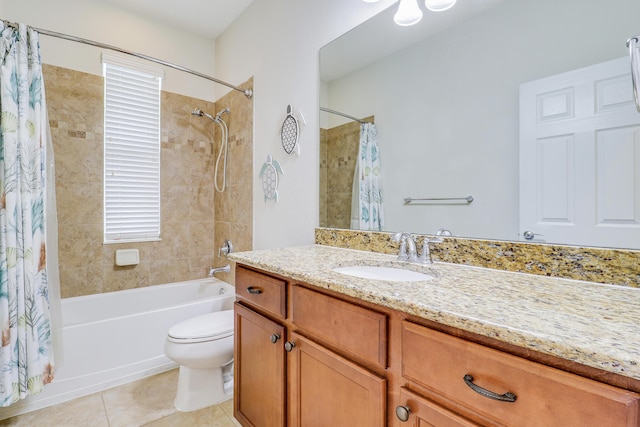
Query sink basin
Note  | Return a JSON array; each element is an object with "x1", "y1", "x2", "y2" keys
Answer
[{"x1": 332, "y1": 265, "x2": 435, "y2": 282}]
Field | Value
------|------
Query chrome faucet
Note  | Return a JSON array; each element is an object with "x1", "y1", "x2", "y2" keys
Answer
[
  {"x1": 392, "y1": 232, "x2": 418, "y2": 262},
  {"x1": 208, "y1": 264, "x2": 231, "y2": 276}
]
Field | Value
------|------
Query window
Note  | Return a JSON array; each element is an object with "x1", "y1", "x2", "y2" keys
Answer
[{"x1": 102, "y1": 53, "x2": 163, "y2": 243}]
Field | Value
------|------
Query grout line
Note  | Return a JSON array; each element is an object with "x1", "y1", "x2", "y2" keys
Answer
[{"x1": 100, "y1": 391, "x2": 111, "y2": 427}]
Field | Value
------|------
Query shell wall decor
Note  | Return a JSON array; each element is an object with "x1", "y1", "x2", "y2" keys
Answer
[{"x1": 259, "y1": 154, "x2": 284, "y2": 202}]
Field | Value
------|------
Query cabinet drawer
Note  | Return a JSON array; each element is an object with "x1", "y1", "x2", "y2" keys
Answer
[
  {"x1": 291, "y1": 285, "x2": 387, "y2": 369},
  {"x1": 236, "y1": 266, "x2": 286, "y2": 319},
  {"x1": 402, "y1": 322, "x2": 640, "y2": 427}
]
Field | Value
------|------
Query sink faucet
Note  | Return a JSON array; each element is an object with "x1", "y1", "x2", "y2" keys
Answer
[{"x1": 392, "y1": 232, "x2": 418, "y2": 262}]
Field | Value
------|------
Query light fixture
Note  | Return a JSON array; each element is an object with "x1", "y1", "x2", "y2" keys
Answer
[
  {"x1": 394, "y1": 0, "x2": 423, "y2": 26},
  {"x1": 361, "y1": 0, "x2": 457, "y2": 26},
  {"x1": 424, "y1": 0, "x2": 456, "y2": 12}
]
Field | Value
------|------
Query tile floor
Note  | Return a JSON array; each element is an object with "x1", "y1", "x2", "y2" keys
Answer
[{"x1": 0, "y1": 369, "x2": 241, "y2": 426}]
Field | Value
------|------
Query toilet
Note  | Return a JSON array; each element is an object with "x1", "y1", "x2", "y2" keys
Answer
[{"x1": 164, "y1": 309, "x2": 235, "y2": 412}]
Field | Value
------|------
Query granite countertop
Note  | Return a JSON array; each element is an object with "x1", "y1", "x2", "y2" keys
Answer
[{"x1": 229, "y1": 244, "x2": 640, "y2": 381}]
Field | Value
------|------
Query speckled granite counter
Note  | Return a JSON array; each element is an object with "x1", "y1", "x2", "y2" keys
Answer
[{"x1": 229, "y1": 244, "x2": 640, "y2": 382}]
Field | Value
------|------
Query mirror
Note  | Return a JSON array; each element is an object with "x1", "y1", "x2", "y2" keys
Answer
[{"x1": 319, "y1": 0, "x2": 640, "y2": 249}]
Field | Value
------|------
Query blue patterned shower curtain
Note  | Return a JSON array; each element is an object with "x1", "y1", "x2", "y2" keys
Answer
[
  {"x1": 351, "y1": 122, "x2": 384, "y2": 231},
  {"x1": 0, "y1": 21, "x2": 56, "y2": 406}
]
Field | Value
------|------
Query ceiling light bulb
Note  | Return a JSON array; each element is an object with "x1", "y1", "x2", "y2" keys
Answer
[
  {"x1": 394, "y1": 0, "x2": 423, "y2": 26},
  {"x1": 424, "y1": 0, "x2": 457, "y2": 12}
]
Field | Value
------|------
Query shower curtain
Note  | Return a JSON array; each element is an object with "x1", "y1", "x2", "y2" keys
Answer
[
  {"x1": 351, "y1": 122, "x2": 384, "y2": 231},
  {"x1": 0, "y1": 21, "x2": 58, "y2": 406}
]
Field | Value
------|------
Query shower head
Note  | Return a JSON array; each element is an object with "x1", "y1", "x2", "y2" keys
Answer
[{"x1": 191, "y1": 108, "x2": 216, "y2": 122}]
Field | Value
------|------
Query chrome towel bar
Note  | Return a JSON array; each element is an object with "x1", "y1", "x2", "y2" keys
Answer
[{"x1": 404, "y1": 196, "x2": 474, "y2": 204}]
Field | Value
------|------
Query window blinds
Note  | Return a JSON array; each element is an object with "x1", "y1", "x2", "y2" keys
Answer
[{"x1": 103, "y1": 55, "x2": 162, "y2": 242}]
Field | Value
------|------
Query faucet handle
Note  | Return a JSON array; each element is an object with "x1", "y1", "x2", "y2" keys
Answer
[
  {"x1": 418, "y1": 236, "x2": 443, "y2": 264},
  {"x1": 218, "y1": 239, "x2": 233, "y2": 258},
  {"x1": 392, "y1": 232, "x2": 409, "y2": 260}
]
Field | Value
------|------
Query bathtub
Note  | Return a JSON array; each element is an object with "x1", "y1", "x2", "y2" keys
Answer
[{"x1": 0, "y1": 277, "x2": 235, "y2": 420}]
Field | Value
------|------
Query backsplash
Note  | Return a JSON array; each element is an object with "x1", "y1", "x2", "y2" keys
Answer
[{"x1": 315, "y1": 228, "x2": 640, "y2": 288}]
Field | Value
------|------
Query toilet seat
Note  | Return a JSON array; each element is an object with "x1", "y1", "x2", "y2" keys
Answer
[{"x1": 168, "y1": 310, "x2": 234, "y2": 343}]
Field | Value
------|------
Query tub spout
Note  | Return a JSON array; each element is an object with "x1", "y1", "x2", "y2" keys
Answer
[{"x1": 208, "y1": 264, "x2": 231, "y2": 276}]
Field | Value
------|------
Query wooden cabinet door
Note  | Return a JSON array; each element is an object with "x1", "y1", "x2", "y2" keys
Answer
[
  {"x1": 396, "y1": 387, "x2": 482, "y2": 427},
  {"x1": 234, "y1": 302, "x2": 286, "y2": 427},
  {"x1": 288, "y1": 332, "x2": 386, "y2": 427}
]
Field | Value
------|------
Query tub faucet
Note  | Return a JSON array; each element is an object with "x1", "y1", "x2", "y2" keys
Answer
[
  {"x1": 392, "y1": 232, "x2": 418, "y2": 262},
  {"x1": 208, "y1": 264, "x2": 231, "y2": 276}
]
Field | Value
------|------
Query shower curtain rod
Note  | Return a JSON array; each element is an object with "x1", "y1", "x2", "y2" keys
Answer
[
  {"x1": 320, "y1": 107, "x2": 366, "y2": 124},
  {"x1": 3, "y1": 20, "x2": 253, "y2": 99}
]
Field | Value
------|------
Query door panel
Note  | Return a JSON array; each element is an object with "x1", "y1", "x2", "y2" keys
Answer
[
  {"x1": 520, "y1": 56, "x2": 640, "y2": 248},
  {"x1": 234, "y1": 303, "x2": 286, "y2": 427}
]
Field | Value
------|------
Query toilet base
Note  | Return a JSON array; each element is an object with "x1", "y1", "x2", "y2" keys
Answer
[{"x1": 174, "y1": 362, "x2": 233, "y2": 412}]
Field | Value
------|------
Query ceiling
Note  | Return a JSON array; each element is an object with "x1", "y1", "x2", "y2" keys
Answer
[{"x1": 92, "y1": 0, "x2": 254, "y2": 39}]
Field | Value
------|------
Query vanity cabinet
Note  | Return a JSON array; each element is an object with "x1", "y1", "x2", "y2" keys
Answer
[
  {"x1": 288, "y1": 332, "x2": 386, "y2": 426},
  {"x1": 399, "y1": 322, "x2": 640, "y2": 427},
  {"x1": 234, "y1": 302, "x2": 286, "y2": 427},
  {"x1": 234, "y1": 264, "x2": 640, "y2": 427},
  {"x1": 234, "y1": 266, "x2": 387, "y2": 427},
  {"x1": 396, "y1": 387, "x2": 480, "y2": 426},
  {"x1": 234, "y1": 267, "x2": 287, "y2": 427}
]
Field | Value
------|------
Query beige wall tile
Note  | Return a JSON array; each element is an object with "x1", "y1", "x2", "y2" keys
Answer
[{"x1": 45, "y1": 65, "x2": 253, "y2": 298}]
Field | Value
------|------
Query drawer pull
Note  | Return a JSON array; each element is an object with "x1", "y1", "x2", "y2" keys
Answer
[
  {"x1": 284, "y1": 341, "x2": 296, "y2": 352},
  {"x1": 463, "y1": 374, "x2": 517, "y2": 403},
  {"x1": 395, "y1": 405, "x2": 411, "y2": 422},
  {"x1": 246, "y1": 286, "x2": 263, "y2": 295},
  {"x1": 270, "y1": 334, "x2": 280, "y2": 344}
]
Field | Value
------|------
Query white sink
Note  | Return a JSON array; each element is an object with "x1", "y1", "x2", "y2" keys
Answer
[{"x1": 332, "y1": 265, "x2": 435, "y2": 282}]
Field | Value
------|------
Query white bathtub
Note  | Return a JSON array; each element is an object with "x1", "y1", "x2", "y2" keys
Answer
[{"x1": 0, "y1": 277, "x2": 235, "y2": 420}]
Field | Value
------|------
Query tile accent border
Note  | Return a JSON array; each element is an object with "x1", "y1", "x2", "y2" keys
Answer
[{"x1": 315, "y1": 228, "x2": 640, "y2": 288}]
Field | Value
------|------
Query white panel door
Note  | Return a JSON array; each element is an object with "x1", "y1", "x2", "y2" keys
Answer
[{"x1": 520, "y1": 57, "x2": 640, "y2": 249}]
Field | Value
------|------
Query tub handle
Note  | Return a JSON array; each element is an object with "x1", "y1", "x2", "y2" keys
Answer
[{"x1": 247, "y1": 286, "x2": 263, "y2": 295}]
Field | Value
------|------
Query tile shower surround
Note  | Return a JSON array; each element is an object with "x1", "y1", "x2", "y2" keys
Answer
[
  {"x1": 44, "y1": 64, "x2": 253, "y2": 298},
  {"x1": 319, "y1": 117, "x2": 374, "y2": 229}
]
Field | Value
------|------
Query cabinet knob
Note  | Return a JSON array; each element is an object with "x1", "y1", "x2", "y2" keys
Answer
[
  {"x1": 395, "y1": 405, "x2": 410, "y2": 422},
  {"x1": 284, "y1": 341, "x2": 296, "y2": 352},
  {"x1": 270, "y1": 334, "x2": 280, "y2": 344}
]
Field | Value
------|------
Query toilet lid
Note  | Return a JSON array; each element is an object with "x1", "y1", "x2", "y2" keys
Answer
[{"x1": 168, "y1": 310, "x2": 234, "y2": 343}]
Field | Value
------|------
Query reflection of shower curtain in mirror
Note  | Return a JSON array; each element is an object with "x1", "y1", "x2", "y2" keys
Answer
[
  {"x1": 351, "y1": 123, "x2": 384, "y2": 231},
  {"x1": 0, "y1": 21, "x2": 58, "y2": 406}
]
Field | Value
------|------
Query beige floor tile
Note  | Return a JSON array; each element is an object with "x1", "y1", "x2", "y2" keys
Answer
[
  {"x1": 102, "y1": 369, "x2": 178, "y2": 427},
  {"x1": 143, "y1": 404, "x2": 236, "y2": 427},
  {"x1": 0, "y1": 392, "x2": 108, "y2": 427},
  {"x1": 218, "y1": 398, "x2": 241, "y2": 427}
]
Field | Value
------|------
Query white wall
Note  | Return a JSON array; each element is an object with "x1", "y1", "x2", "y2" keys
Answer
[
  {"x1": 214, "y1": 0, "x2": 395, "y2": 249},
  {"x1": 1, "y1": 0, "x2": 217, "y2": 100}
]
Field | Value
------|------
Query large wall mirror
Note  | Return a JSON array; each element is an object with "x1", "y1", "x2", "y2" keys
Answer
[{"x1": 319, "y1": 0, "x2": 640, "y2": 250}]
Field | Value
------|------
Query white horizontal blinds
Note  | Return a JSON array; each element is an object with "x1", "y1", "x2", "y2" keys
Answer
[{"x1": 103, "y1": 53, "x2": 163, "y2": 242}]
